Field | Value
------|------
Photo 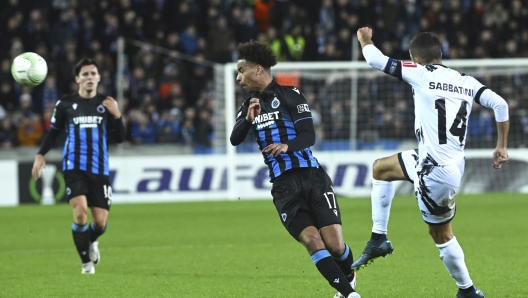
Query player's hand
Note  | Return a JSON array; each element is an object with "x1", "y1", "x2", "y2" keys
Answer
[
  {"x1": 357, "y1": 27, "x2": 373, "y2": 48},
  {"x1": 32, "y1": 154, "x2": 46, "y2": 180},
  {"x1": 262, "y1": 144, "x2": 288, "y2": 157},
  {"x1": 492, "y1": 147, "x2": 508, "y2": 169},
  {"x1": 245, "y1": 98, "x2": 261, "y2": 122},
  {"x1": 102, "y1": 96, "x2": 122, "y2": 119}
]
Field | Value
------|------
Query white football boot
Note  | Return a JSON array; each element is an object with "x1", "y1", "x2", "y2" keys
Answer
[
  {"x1": 89, "y1": 241, "x2": 100, "y2": 265},
  {"x1": 81, "y1": 261, "x2": 95, "y2": 274},
  {"x1": 333, "y1": 271, "x2": 358, "y2": 298}
]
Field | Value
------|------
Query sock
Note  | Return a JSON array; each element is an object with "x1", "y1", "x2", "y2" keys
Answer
[
  {"x1": 89, "y1": 222, "x2": 107, "y2": 243},
  {"x1": 332, "y1": 244, "x2": 354, "y2": 281},
  {"x1": 436, "y1": 236, "x2": 473, "y2": 289},
  {"x1": 72, "y1": 223, "x2": 91, "y2": 263},
  {"x1": 371, "y1": 178, "x2": 395, "y2": 235},
  {"x1": 311, "y1": 250, "x2": 354, "y2": 296}
]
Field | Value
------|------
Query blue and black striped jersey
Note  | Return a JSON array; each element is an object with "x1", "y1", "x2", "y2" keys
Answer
[
  {"x1": 235, "y1": 81, "x2": 319, "y2": 181},
  {"x1": 50, "y1": 93, "x2": 115, "y2": 175}
]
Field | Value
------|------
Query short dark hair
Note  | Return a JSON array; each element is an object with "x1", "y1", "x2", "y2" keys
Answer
[
  {"x1": 74, "y1": 57, "x2": 99, "y2": 76},
  {"x1": 237, "y1": 40, "x2": 277, "y2": 69},
  {"x1": 409, "y1": 32, "x2": 442, "y2": 64}
]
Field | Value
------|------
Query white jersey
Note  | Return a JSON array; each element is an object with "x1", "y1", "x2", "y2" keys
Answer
[{"x1": 362, "y1": 44, "x2": 509, "y2": 166}]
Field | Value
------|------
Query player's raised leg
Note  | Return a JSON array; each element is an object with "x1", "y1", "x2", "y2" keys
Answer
[{"x1": 352, "y1": 151, "x2": 418, "y2": 269}]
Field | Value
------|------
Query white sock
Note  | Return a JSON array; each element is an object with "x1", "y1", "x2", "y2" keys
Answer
[
  {"x1": 436, "y1": 236, "x2": 473, "y2": 289},
  {"x1": 371, "y1": 179, "x2": 395, "y2": 234}
]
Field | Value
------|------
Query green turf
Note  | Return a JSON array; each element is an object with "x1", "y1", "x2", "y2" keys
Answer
[{"x1": 1, "y1": 193, "x2": 527, "y2": 297}]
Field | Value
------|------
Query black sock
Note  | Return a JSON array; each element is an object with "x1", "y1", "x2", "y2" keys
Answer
[
  {"x1": 371, "y1": 232, "x2": 383, "y2": 240},
  {"x1": 460, "y1": 286, "x2": 475, "y2": 294},
  {"x1": 332, "y1": 244, "x2": 354, "y2": 281},
  {"x1": 312, "y1": 250, "x2": 354, "y2": 296},
  {"x1": 89, "y1": 222, "x2": 107, "y2": 243},
  {"x1": 72, "y1": 223, "x2": 91, "y2": 263}
]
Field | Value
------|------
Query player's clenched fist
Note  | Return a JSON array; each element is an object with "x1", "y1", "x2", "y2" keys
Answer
[
  {"x1": 357, "y1": 27, "x2": 374, "y2": 48},
  {"x1": 246, "y1": 98, "x2": 261, "y2": 122},
  {"x1": 357, "y1": 27, "x2": 372, "y2": 40}
]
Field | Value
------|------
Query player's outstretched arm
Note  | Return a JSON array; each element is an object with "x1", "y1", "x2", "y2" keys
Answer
[
  {"x1": 493, "y1": 120, "x2": 509, "y2": 169},
  {"x1": 357, "y1": 27, "x2": 391, "y2": 72},
  {"x1": 478, "y1": 88, "x2": 510, "y2": 169}
]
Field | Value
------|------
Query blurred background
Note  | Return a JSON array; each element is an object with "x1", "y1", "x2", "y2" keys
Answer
[
  {"x1": 1, "y1": 0, "x2": 528, "y2": 158},
  {"x1": 0, "y1": 0, "x2": 528, "y2": 204}
]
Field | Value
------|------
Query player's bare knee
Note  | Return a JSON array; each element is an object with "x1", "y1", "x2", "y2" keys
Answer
[
  {"x1": 73, "y1": 213, "x2": 88, "y2": 225},
  {"x1": 299, "y1": 232, "x2": 325, "y2": 254},
  {"x1": 372, "y1": 159, "x2": 391, "y2": 181},
  {"x1": 326, "y1": 242, "x2": 346, "y2": 257},
  {"x1": 92, "y1": 219, "x2": 106, "y2": 229},
  {"x1": 428, "y1": 225, "x2": 453, "y2": 244}
]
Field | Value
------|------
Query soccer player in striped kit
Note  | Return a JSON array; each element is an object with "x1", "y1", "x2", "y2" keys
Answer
[
  {"x1": 230, "y1": 41, "x2": 360, "y2": 298},
  {"x1": 32, "y1": 58, "x2": 126, "y2": 274}
]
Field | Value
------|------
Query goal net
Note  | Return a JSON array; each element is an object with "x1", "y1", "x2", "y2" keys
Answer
[{"x1": 220, "y1": 59, "x2": 528, "y2": 196}]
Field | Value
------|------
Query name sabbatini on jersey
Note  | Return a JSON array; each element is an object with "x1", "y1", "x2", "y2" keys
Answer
[{"x1": 429, "y1": 82, "x2": 473, "y2": 96}]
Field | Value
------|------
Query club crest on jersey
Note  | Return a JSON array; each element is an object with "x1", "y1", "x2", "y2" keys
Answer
[
  {"x1": 97, "y1": 105, "x2": 106, "y2": 113},
  {"x1": 271, "y1": 97, "x2": 280, "y2": 109},
  {"x1": 72, "y1": 103, "x2": 78, "y2": 110},
  {"x1": 297, "y1": 104, "x2": 310, "y2": 113},
  {"x1": 281, "y1": 213, "x2": 287, "y2": 221}
]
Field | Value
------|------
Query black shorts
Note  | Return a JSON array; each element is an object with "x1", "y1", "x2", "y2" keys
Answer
[
  {"x1": 63, "y1": 170, "x2": 112, "y2": 210},
  {"x1": 271, "y1": 167, "x2": 342, "y2": 240}
]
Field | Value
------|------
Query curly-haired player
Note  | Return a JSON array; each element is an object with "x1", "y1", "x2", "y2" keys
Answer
[{"x1": 231, "y1": 41, "x2": 360, "y2": 298}]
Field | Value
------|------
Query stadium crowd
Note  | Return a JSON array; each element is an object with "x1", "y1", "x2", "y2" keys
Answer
[{"x1": 0, "y1": 0, "x2": 528, "y2": 152}]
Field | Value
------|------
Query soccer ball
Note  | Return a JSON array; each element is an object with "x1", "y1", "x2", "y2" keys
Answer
[{"x1": 11, "y1": 52, "x2": 48, "y2": 87}]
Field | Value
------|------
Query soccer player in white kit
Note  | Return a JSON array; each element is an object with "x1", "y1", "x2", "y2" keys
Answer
[{"x1": 352, "y1": 27, "x2": 510, "y2": 298}]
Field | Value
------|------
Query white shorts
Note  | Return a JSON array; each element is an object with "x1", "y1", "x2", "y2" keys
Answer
[
  {"x1": 398, "y1": 149, "x2": 419, "y2": 183},
  {"x1": 413, "y1": 158, "x2": 465, "y2": 225}
]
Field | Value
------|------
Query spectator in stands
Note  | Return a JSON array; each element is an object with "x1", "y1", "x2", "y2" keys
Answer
[
  {"x1": 1, "y1": 0, "x2": 528, "y2": 152},
  {"x1": 0, "y1": 116, "x2": 17, "y2": 148},
  {"x1": 130, "y1": 111, "x2": 156, "y2": 144},
  {"x1": 17, "y1": 113, "x2": 43, "y2": 147},
  {"x1": 467, "y1": 104, "x2": 494, "y2": 146},
  {"x1": 232, "y1": 7, "x2": 259, "y2": 44},
  {"x1": 254, "y1": 0, "x2": 274, "y2": 33},
  {"x1": 284, "y1": 24, "x2": 305, "y2": 61},
  {"x1": 179, "y1": 25, "x2": 200, "y2": 55},
  {"x1": 207, "y1": 16, "x2": 235, "y2": 63},
  {"x1": 41, "y1": 75, "x2": 59, "y2": 112},
  {"x1": 194, "y1": 108, "x2": 215, "y2": 154},
  {"x1": 0, "y1": 80, "x2": 18, "y2": 112}
]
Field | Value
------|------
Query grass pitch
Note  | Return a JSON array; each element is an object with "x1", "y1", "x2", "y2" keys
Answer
[{"x1": 1, "y1": 193, "x2": 527, "y2": 298}]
